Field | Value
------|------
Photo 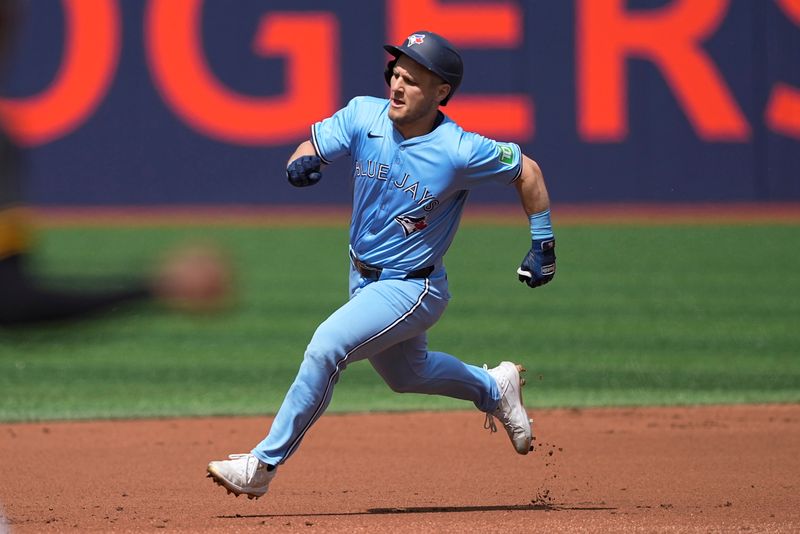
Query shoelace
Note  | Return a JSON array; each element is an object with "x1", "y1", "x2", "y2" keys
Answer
[
  {"x1": 483, "y1": 364, "x2": 498, "y2": 435},
  {"x1": 484, "y1": 412, "x2": 497, "y2": 434}
]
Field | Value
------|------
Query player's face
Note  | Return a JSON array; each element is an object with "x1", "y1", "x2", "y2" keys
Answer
[{"x1": 387, "y1": 55, "x2": 450, "y2": 129}]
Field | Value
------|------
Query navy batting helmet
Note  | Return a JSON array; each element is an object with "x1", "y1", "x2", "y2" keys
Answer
[{"x1": 383, "y1": 31, "x2": 463, "y2": 106}]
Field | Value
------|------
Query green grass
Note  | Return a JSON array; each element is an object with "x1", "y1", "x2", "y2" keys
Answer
[{"x1": 1, "y1": 223, "x2": 799, "y2": 421}]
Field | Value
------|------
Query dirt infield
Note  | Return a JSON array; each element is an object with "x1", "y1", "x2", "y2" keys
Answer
[{"x1": 1, "y1": 405, "x2": 798, "y2": 533}]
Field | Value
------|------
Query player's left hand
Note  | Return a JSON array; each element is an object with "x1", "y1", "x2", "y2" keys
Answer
[
  {"x1": 517, "y1": 238, "x2": 556, "y2": 288},
  {"x1": 287, "y1": 155, "x2": 322, "y2": 187}
]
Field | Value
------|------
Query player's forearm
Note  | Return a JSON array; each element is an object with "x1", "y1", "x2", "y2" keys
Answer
[
  {"x1": 514, "y1": 155, "x2": 550, "y2": 217},
  {"x1": 287, "y1": 141, "x2": 319, "y2": 166}
]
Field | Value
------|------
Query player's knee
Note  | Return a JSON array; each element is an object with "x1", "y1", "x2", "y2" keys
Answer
[
  {"x1": 303, "y1": 344, "x2": 345, "y2": 372},
  {"x1": 381, "y1": 374, "x2": 420, "y2": 394},
  {"x1": 386, "y1": 381, "x2": 415, "y2": 394}
]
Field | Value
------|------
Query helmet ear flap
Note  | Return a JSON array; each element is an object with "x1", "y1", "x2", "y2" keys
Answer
[{"x1": 384, "y1": 58, "x2": 397, "y2": 87}]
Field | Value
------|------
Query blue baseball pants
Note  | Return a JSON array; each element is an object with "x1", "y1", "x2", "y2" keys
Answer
[{"x1": 251, "y1": 265, "x2": 500, "y2": 466}]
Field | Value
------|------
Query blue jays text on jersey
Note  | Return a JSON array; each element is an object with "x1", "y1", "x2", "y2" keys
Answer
[
  {"x1": 352, "y1": 160, "x2": 439, "y2": 211},
  {"x1": 310, "y1": 96, "x2": 523, "y2": 275}
]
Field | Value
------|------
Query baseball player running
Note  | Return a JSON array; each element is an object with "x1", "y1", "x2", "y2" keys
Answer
[{"x1": 207, "y1": 30, "x2": 556, "y2": 499}]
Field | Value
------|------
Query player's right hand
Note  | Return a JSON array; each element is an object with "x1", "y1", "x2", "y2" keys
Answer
[
  {"x1": 517, "y1": 238, "x2": 556, "y2": 288},
  {"x1": 287, "y1": 155, "x2": 322, "y2": 187}
]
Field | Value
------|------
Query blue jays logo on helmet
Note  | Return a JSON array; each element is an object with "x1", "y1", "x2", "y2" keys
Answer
[{"x1": 407, "y1": 33, "x2": 426, "y2": 47}]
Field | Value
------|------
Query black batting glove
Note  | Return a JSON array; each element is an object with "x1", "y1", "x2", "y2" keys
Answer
[
  {"x1": 287, "y1": 155, "x2": 322, "y2": 187},
  {"x1": 517, "y1": 238, "x2": 556, "y2": 288}
]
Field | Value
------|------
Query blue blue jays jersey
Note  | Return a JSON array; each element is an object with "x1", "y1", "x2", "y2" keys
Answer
[{"x1": 311, "y1": 96, "x2": 522, "y2": 273}]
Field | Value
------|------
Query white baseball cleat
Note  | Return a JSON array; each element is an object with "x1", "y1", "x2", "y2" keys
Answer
[
  {"x1": 207, "y1": 453, "x2": 276, "y2": 499},
  {"x1": 484, "y1": 361, "x2": 534, "y2": 455}
]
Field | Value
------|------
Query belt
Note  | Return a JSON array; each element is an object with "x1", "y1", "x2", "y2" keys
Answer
[{"x1": 349, "y1": 250, "x2": 434, "y2": 280}]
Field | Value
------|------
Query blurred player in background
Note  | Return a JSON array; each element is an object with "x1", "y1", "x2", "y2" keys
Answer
[
  {"x1": 0, "y1": 2, "x2": 231, "y2": 326},
  {"x1": 207, "y1": 30, "x2": 556, "y2": 500}
]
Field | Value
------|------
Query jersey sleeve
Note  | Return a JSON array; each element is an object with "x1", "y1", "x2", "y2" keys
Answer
[
  {"x1": 460, "y1": 134, "x2": 523, "y2": 187},
  {"x1": 310, "y1": 97, "x2": 362, "y2": 164}
]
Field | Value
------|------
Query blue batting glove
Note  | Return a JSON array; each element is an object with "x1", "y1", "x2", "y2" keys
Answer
[
  {"x1": 518, "y1": 208, "x2": 556, "y2": 288},
  {"x1": 517, "y1": 238, "x2": 556, "y2": 288},
  {"x1": 287, "y1": 155, "x2": 322, "y2": 187}
]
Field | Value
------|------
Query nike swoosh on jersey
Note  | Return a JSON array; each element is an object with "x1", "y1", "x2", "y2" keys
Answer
[{"x1": 367, "y1": 132, "x2": 383, "y2": 138}]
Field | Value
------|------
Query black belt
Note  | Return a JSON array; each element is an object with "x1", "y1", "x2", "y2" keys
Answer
[{"x1": 350, "y1": 250, "x2": 434, "y2": 280}]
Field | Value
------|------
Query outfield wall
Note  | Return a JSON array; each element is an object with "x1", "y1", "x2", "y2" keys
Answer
[{"x1": 1, "y1": 0, "x2": 798, "y2": 205}]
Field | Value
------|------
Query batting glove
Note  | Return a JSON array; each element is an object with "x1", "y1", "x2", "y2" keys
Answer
[
  {"x1": 517, "y1": 238, "x2": 556, "y2": 288},
  {"x1": 287, "y1": 155, "x2": 322, "y2": 187}
]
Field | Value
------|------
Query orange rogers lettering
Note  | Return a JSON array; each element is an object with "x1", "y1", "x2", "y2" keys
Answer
[{"x1": 0, "y1": 0, "x2": 798, "y2": 147}]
